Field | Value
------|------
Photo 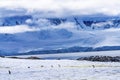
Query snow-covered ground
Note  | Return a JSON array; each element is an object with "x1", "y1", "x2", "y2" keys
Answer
[
  {"x1": 11, "y1": 50, "x2": 120, "y2": 59},
  {"x1": 0, "y1": 57, "x2": 120, "y2": 80}
]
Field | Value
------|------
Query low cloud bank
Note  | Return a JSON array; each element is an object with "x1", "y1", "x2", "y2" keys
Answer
[
  {"x1": 0, "y1": 22, "x2": 76, "y2": 34},
  {"x1": 0, "y1": 25, "x2": 39, "y2": 34}
]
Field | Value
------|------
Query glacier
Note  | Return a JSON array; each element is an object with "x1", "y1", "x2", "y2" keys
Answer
[{"x1": 1, "y1": 15, "x2": 120, "y2": 55}]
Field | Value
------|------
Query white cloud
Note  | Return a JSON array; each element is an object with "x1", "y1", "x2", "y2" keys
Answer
[
  {"x1": 0, "y1": 25, "x2": 39, "y2": 34},
  {"x1": 0, "y1": 0, "x2": 120, "y2": 16},
  {"x1": 0, "y1": 22, "x2": 77, "y2": 34}
]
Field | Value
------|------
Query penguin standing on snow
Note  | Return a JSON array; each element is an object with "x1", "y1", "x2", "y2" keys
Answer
[{"x1": 8, "y1": 70, "x2": 11, "y2": 75}]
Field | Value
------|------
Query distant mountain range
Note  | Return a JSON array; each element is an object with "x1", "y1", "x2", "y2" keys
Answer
[
  {"x1": 1, "y1": 15, "x2": 120, "y2": 30},
  {"x1": 1, "y1": 46, "x2": 120, "y2": 56},
  {"x1": 0, "y1": 15, "x2": 120, "y2": 56}
]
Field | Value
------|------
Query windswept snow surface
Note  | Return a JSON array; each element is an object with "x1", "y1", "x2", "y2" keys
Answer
[{"x1": 0, "y1": 57, "x2": 120, "y2": 80}]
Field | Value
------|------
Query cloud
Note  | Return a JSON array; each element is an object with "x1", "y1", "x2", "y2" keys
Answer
[
  {"x1": 0, "y1": 21, "x2": 76, "y2": 34},
  {"x1": 0, "y1": 0, "x2": 120, "y2": 17},
  {"x1": 0, "y1": 8, "x2": 27, "y2": 17},
  {"x1": 0, "y1": 25, "x2": 39, "y2": 34}
]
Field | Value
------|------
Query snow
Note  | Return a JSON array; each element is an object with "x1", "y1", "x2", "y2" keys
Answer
[
  {"x1": 0, "y1": 57, "x2": 120, "y2": 80},
  {"x1": 1, "y1": 15, "x2": 120, "y2": 54},
  {"x1": 11, "y1": 50, "x2": 120, "y2": 59}
]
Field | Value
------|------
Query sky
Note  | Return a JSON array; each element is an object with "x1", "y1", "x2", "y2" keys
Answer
[
  {"x1": 0, "y1": 0, "x2": 120, "y2": 16},
  {"x1": 0, "y1": 0, "x2": 120, "y2": 34}
]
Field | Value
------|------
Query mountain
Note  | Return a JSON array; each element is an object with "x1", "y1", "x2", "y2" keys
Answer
[
  {"x1": 0, "y1": 15, "x2": 120, "y2": 55},
  {"x1": 1, "y1": 15, "x2": 120, "y2": 30}
]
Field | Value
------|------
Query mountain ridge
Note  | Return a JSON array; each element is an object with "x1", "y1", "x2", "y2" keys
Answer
[{"x1": 0, "y1": 15, "x2": 120, "y2": 55}]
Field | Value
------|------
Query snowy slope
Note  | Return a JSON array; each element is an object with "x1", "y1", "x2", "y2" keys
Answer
[
  {"x1": 0, "y1": 57, "x2": 120, "y2": 80},
  {"x1": 0, "y1": 15, "x2": 120, "y2": 55}
]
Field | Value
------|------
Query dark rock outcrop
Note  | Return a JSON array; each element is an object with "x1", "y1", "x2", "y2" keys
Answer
[{"x1": 77, "y1": 56, "x2": 120, "y2": 62}]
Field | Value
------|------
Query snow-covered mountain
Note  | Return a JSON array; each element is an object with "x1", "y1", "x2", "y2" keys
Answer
[
  {"x1": 1, "y1": 15, "x2": 120, "y2": 55},
  {"x1": 1, "y1": 15, "x2": 120, "y2": 30}
]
